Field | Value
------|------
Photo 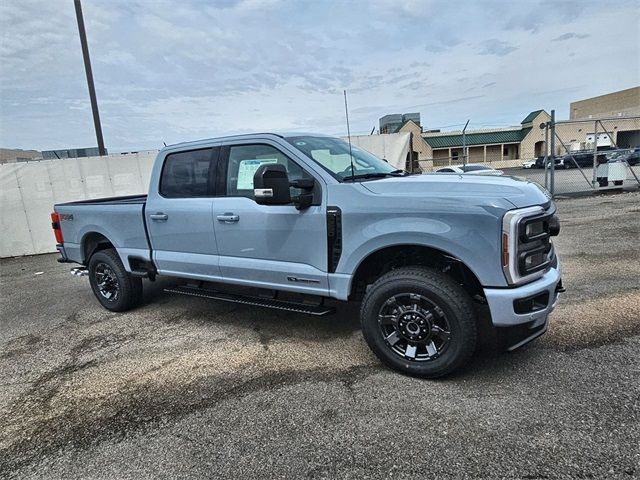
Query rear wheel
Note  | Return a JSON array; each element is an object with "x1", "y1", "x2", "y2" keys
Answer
[
  {"x1": 88, "y1": 248, "x2": 142, "y2": 312},
  {"x1": 360, "y1": 267, "x2": 477, "y2": 378}
]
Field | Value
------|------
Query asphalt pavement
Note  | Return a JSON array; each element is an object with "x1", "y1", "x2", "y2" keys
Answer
[{"x1": 1, "y1": 192, "x2": 639, "y2": 479}]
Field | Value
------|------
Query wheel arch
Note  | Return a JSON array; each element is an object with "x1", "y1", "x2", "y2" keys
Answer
[
  {"x1": 81, "y1": 231, "x2": 115, "y2": 264},
  {"x1": 348, "y1": 243, "x2": 484, "y2": 301}
]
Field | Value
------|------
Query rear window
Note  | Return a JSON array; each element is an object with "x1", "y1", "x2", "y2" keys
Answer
[{"x1": 160, "y1": 148, "x2": 212, "y2": 197}]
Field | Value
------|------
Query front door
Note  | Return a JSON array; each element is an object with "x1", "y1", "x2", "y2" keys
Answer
[
  {"x1": 212, "y1": 142, "x2": 328, "y2": 295},
  {"x1": 146, "y1": 146, "x2": 222, "y2": 279}
]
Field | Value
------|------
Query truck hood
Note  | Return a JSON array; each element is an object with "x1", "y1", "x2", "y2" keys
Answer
[{"x1": 360, "y1": 173, "x2": 551, "y2": 209}]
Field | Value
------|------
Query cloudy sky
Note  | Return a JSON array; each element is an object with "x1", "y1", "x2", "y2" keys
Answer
[{"x1": 1, "y1": 0, "x2": 639, "y2": 152}]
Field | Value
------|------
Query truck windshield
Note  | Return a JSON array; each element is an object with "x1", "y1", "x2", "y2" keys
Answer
[{"x1": 285, "y1": 135, "x2": 401, "y2": 181}]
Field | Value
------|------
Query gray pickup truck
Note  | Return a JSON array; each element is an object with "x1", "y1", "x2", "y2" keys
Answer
[{"x1": 52, "y1": 133, "x2": 562, "y2": 378}]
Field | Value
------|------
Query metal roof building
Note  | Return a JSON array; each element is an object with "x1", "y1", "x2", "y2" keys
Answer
[{"x1": 424, "y1": 127, "x2": 531, "y2": 149}]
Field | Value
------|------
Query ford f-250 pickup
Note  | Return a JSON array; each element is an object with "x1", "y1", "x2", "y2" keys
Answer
[{"x1": 52, "y1": 133, "x2": 562, "y2": 378}]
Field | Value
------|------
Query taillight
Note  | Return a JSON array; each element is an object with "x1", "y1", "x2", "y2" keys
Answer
[{"x1": 51, "y1": 212, "x2": 64, "y2": 244}]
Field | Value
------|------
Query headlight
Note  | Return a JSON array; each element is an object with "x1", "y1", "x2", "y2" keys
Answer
[
  {"x1": 502, "y1": 206, "x2": 559, "y2": 285},
  {"x1": 519, "y1": 247, "x2": 549, "y2": 274},
  {"x1": 524, "y1": 220, "x2": 545, "y2": 240}
]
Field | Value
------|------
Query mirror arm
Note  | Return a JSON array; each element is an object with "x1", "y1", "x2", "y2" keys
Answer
[
  {"x1": 292, "y1": 193, "x2": 313, "y2": 211},
  {"x1": 289, "y1": 178, "x2": 315, "y2": 190}
]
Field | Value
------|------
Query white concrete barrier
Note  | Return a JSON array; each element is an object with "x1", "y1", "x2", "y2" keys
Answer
[
  {"x1": 342, "y1": 133, "x2": 411, "y2": 170},
  {"x1": 0, "y1": 151, "x2": 157, "y2": 258}
]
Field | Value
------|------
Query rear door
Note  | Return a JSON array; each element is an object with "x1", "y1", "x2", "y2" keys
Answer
[
  {"x1": 146, "y1": 146, "x2": 222, "y2": 279},
  {"x1": 212, "y1": 141, "x2": 329, "y2": 295}
]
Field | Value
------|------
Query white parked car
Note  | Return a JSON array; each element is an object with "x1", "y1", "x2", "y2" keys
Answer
[
  {"x1": 435, "y1": 164, "x2": 504, "y2": 176},
  {"x1": 522, "y1": 159, "x2": 536, "y2": 169}
]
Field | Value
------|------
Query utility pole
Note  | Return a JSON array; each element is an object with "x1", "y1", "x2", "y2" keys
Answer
[
  {"x1": 74, "y1": 0, "x2": 106, "y2": 156},
  {"x1": 592, "y1": 120, "x2": 598, "y2": 188},
  {"x1": 549, "y1": 110, "x2": 556, "y2": 197},
  {"x1": 462, "y1": 119, "x2": 470, "y2": 167}
]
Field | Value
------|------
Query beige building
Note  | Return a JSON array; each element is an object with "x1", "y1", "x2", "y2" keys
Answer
[
  {"x1": 570, "y1": 86, "x2": 640, "y2": 120},
  {"x1": 396, "y1": 110, "x2": 555, "y2": 168},
  {"x1": 554, "y1": 116, "x2": 640, "y2": 154},
  {"x1": 384, "y1": 87, "x2": 640, "y2": 170}
]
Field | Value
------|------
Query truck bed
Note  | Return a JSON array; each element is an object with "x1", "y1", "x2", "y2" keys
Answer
[{"x1": 54, "y1": 194, "x2": 151, "y2": 268}]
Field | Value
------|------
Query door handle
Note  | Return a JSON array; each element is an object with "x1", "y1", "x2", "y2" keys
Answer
[
  {"x1": 216, "y1": 213, "x2": 239, "y2": 223},
  {"x1": 150, "y1": 213, "x2": 168, "y2": 221}
]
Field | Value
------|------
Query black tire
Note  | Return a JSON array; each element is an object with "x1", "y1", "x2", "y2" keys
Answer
[
  {"x1": 88, "y1": 248, "x2": 142, "y2": 312},
  {"x1": 360, "y1": 267, "x2": 477, "y2": 378}
]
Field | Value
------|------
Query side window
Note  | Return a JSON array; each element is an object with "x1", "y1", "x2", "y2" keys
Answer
[
  {"x1": 226, "y1": 144, "x2": 308, "y2": 199},
  {"x1": 160, "y1": 148, "x2": 212, "y2": 198}
]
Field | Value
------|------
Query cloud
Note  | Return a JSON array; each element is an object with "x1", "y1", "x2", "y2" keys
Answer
[
  {"x1": 371, "y1": 0, "x2": 436, "y2": 18},
  {"x1": 405, "y1": 95, "x2": 486, "y2": 109},
  {"x1": 552, "y1": 32, "x2": 590, "y2": 42},
  {"x1": 424, "y1": 35, "x2": 461, "y2": 53},
  {"x1": 478, "y1": 39, "x2": 518, "y2": 57},
  {"x1": 0, "y1": 0, "x2": 638, "y2": 150}
]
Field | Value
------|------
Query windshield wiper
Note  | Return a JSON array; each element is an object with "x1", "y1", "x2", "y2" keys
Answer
[{"x1": 342, "y1": 170, "x2": 405, "y2": 181}]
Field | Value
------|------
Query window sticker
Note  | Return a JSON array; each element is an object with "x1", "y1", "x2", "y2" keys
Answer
[{"x1": 237, "y1": 158, "x2": 278, "y2": 190}]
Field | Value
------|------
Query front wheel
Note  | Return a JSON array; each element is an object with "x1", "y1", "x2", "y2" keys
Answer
[
  {"x1": 88, "y1": 248, "x2": 142, "y2": 312},
  {"x1": 360, "y1": 267, "x2": 477, "y2": 378}
]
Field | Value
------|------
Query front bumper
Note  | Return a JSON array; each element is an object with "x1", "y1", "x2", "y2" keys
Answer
[
  {"x1": 484, "y1": 262, "x2": 561, "y2": 327},
  {"x1": 485, "y1": 263, "x2": 564, "y2": 351}
]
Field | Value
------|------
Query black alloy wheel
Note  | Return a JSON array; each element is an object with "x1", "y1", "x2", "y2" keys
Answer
[
  {"x1": 378, "y1": 293, "x2": 451, "y2": 362},
  {"x1": 88, "y1": 248, "x2": 142, "y2": 312},
  {"x1": 360, "y1": 267, "x2": 477, "y2": 378},
  {"x1": 94, "y1": 262, "x2": 120, "y2": 302}
]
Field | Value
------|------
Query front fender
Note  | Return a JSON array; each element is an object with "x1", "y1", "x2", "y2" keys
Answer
[{"x1": 337, "y1": 214, "x2": 507, "y2": 288}]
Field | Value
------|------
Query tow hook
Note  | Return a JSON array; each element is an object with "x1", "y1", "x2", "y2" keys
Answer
[{"x1": 71, "y1": 267, "x2": 88, "y2": 277}]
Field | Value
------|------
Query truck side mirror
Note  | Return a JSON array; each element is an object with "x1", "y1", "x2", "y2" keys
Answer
[{"x1": 253, "y1": 163, "x2": 291, "y2": 205}]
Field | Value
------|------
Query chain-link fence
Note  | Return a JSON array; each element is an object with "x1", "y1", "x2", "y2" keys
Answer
[{"x1": 411, "y1": 114, "x2": 640, "y2": 197}]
